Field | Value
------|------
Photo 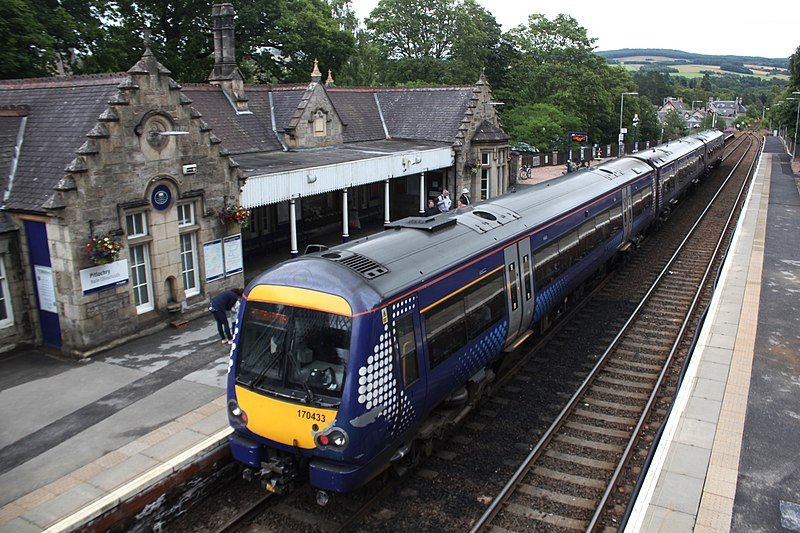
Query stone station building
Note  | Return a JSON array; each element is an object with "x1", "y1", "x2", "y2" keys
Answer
[{"x1": 0, "y1": 3, "x2": 510, "y2": 357}]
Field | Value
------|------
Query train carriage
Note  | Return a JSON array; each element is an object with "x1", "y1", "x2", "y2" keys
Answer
[{"x1": 226, "y1": 130, "x2": 722, "y2": 498}]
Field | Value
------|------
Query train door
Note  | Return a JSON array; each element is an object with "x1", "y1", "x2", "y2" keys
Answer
[
  {"x1": 502, "y1": 239, "x2": 535, "y2": 344},
  {"x1": 621, "y1": 186, "x2": 634, "y2": 242},
  {"x1": 393, "y1": 308, "x2": 427, "y2": 420}
]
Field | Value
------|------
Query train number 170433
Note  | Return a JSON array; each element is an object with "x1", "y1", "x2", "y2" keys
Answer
[{"x1": 297, "y1": 409, "x2": 326, "y2": 422}]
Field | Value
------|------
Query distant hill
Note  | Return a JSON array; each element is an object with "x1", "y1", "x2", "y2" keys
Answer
[{"x1": 597, "y1": 48, "x2": 789, "y2": 69}]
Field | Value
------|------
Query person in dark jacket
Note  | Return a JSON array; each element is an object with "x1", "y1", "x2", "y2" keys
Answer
[
  {"x1": 424, "y1": 198, "x2": 438, "y2": 216},
  {"x1": 459, "y1": 188, "x2": 471, "y2": 206},
  {"x1": 209, "y1": 288, "x2": 243, "y2": 344}
]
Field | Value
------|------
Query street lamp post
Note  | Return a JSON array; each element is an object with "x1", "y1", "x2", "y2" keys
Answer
[
  {"x1": 792, "y1": 92, "x2": 800, "y2": 161},
  {"x1": 619, "y1": 92, "x2": 638, "y2": 156}
]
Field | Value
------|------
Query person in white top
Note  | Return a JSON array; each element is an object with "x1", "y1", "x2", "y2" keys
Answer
[{"x1": 437, "y1": 189, "x2": 451, "y2": 212}]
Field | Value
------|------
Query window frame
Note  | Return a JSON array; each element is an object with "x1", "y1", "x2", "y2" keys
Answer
[{"x1": 0, "y1": 256, "x2": 13, "y2": 328}]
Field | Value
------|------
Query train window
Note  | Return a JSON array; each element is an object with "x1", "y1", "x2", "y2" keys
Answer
[
  {"x1": 609, "y1": 204, "x2": 623, "y2": 233},
  {"x1": 596, "y1": 212, "x2": 611, "y2": 241},
  {"x1": 507, "y1": 263, "x2": 518, "y2": 311},
  {"x1": 424, "y1": 295, "x2": 467, "y2": 369},
  {"x1": 632, "y1": 191, "x2": 644, "y2": 218},
  {"x1": 464, "y1": 269, "x2": 506, "y2": 340},
  {"x1": 236, "y1": 302, "x2": 352, "y2": 400},
  {"x1": 395, "y1": 314, "x2": 419, "y2": 387},
  {"x1": 558, "y1": 230, "x2": 580, "y2": 268},
  {"x1": 534, "y1": 243, "x2": 559, "y2": 291},
  {"x1": 579, "y1": 219, "x2": 597, "y2": 256},
  {"x1": 521, "y1": 254, "x2": 533, "y2": 301},
  {"x1": 642, "y1": 187, "x2": 653, "y2": 209}
]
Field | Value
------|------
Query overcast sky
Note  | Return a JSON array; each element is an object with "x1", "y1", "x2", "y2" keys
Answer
[{"x1": 350, "y1": 0, "x2": 799, "y2": 59}]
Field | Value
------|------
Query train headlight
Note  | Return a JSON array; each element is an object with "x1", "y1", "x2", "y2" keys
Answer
[
  {"x1": 227, "y1": 399, "x2": 248, "y2": 427},
  {"x1": 315, "y1": 428, "x2": 349, "y2": 450}
]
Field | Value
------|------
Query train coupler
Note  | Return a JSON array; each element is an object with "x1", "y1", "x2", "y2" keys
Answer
[{"x1": 259, "y1": 457, "x2": 299, "y2": 494}]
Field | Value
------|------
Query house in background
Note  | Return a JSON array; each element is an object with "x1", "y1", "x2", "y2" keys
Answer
[{"x1": 0, "y1": 2, "x2": 510, "y2": 357}]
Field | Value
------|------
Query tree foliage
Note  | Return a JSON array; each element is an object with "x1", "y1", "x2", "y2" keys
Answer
[
  {"x1": 662, "y1": 108, "x2": 687, "y2": 141},
  {"x1": 496, "y1": 14, "x2": 635, "y2": 147}
]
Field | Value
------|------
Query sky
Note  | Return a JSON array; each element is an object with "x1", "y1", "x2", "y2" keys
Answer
[{"x1": 349, "y1": 0, "x2": 799, "y2": 59}]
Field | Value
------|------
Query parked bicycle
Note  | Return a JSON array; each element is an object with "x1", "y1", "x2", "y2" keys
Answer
[{"x1": 518, "y1": 165, "x2": 532, "y2": 180}]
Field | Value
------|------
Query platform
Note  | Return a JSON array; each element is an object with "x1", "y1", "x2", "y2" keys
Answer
[{"x1": 625, "y1": 135, "x2": 800, "y2": 532}]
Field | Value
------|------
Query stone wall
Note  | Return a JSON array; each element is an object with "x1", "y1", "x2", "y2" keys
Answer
[{"x1": 44, "y1": 50, "x2": 244, "y2": 357}]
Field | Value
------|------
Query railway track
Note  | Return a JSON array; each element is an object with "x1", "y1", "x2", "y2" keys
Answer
[
  {"x1": 171, "y1": 134, "x2": 759, "y2": 533},
  {"x1": 470, "y1": 133, "x2": 760, "y2": 532}
]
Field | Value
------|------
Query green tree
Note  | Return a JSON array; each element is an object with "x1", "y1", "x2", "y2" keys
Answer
[
  {"x1": 444, "y1": 0, "x2": 503, "y2": 84},
  {"x1": 789, "y1": 44, "x2": 800, "y2": 90},
  {"x1": 497, "y1": 14, "x2": 634, "y2": 145},
  {"x1": 501, "y1": 103, "x2": 582, "y2": 151},
  {"x1": 663, "y1": 108, "x2": 687, "y2": 141},
  {"x1": 363, "y1": 0, "x2": 505, "y2": 85},
  {"x1": 238, "y1": 0, "x2": 355, "y2": 83},
  {"x1": 366, "y1": 0, "x2": 457, "y2": 61},
  {"x1": 0, "y1": 0, "x2": 55, "y2": 78}
]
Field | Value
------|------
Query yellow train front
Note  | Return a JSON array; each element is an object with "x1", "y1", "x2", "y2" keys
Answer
[{"x1": 227, "y1": 254, "x2": 426, "y2": 497}]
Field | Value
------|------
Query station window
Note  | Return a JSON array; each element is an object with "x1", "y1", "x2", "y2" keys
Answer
[
  {"x1": 0, "y1": 256, "x2": 13, "y2": 328},
  {"x1": 177, "y1": 203, "x2": 195, "y2": 227},
  {"x1": 126, "y1": 211, "x2": 148, "y2": 238},
  {"x1": 126, "y1": 212, "x2": 154, "y2": 314},
  {"x1": 177, "y1": 203, "x2": 200, "y2": 298}
]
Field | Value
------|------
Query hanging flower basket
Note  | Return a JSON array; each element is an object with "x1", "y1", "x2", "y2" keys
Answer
[
  {"x1": 219, "y1": 204, "x2": 251, "y2": 228},
  {"x1": 85, "y1": 234, "x2": 122, "y2": 265}
]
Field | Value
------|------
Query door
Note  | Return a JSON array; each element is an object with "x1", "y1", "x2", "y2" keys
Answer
[
  {"x1": 24, "y1": 220, "x2": 62, "y2": 349},
  {"x1": 621, "y1": 186, "x2": 634, "y2": 242},
  {"x1": 392, "y1": 308, "x2": 426, "y2": 427},
  {"x1": 503, "y1": 239, "x2": 535, "y2": 344}
]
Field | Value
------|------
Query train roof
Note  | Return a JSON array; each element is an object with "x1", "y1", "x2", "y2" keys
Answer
[
  {"x1": 254, "y1": 156, "x2": 654, "y2": 304},
  {"x1": 690, "y1": 129, "x2": 724, "y2": 144},
  {"x1": 628, "y1": 135, "x2": 704, "y2": 168}
]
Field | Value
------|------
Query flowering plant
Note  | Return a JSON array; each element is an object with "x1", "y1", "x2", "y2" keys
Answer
[
  {"x1": 85, "y1": 234, "x2": 122, "y2": 265},
  {"x1": 219, "y1": 204, "x2": 251, "y2": 227}
]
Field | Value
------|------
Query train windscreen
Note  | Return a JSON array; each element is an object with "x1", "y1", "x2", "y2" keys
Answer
[{"x1": 236, "y1": 301, "x2": 351, "y2": 403}]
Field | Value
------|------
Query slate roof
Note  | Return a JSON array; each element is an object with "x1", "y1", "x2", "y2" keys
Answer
[
  {"x1": 183, "y1": 84, "x2": 284, "y2": 153},
  {"x1": 0, "y1": 112, "x2": 26, "y2": 203},
  {"x1": 0, "y1": 75, "x2": 125, "y2": 213},
  {"x1": 376, "y1": 87, "x2": 474, "y2": 143},
  {"x1": 327, "y1": 89, "x2": 386, "y2": 142},
  {"x1": 472, "y1": 119, "x2": 510, "y2": 143},
  {"x1": 186, "y1": 83, "x2": 479, "y2": 155}
]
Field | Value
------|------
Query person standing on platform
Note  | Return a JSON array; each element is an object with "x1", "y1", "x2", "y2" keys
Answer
[
  {"x1": 209, "y1": 288, "x2": 244, "y2": 344},
  {"x1": 424, "y1": 198, "x2": 438, "y2": 216},
  {"x1": 437, "y1": 189, "x2": 451, "y2": 212},
  {"x1": 459, "y1": 188, "x2": 471, "y2": 206}
]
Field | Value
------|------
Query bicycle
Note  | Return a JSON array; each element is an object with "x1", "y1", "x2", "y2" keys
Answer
[{"x1": 518, "y1": 165, "x2": 532, "y2": 180}]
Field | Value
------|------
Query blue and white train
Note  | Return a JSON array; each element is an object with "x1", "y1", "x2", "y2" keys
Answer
[{"x1": 225, "y1": 130, "x2": 725, "y2": 499}]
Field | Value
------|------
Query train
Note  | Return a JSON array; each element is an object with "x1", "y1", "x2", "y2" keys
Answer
[{"x1": 225, "y1": 129, "x2": 725, "y2": 502}]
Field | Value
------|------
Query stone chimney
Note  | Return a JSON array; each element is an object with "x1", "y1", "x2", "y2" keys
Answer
[{"x1": 209, "y1": 3, "x2": 249, "y2": 112}]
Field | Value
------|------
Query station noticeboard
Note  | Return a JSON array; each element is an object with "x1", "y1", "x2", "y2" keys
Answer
[{"x1": 569, "y1": 132, "x2": 588, "y2": 143}]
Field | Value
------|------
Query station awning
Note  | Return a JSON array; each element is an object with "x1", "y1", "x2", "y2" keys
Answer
[{"x1": 237, "y1": 140, "x2": 454, "y2": 208}]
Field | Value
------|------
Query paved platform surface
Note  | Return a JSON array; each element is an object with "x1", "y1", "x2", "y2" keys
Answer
[
  {"x1": 626, "y1": 135, "x2": 800, "y2": 532},
  {"x1": 0, "y1": 143, "x2": 796, "y2": 531}
]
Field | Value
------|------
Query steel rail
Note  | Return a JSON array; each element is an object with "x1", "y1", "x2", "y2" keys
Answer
[
  {"x1": 470, "y1": 134, "x2": 756, "y2": 533},
  {"x1": 587, "y1": 134, "x2": 759, "y2": 530}
]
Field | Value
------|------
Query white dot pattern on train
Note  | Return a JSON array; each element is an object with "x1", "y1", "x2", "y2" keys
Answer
[{"x1": 356, "y1": 296, "x2": 416, "y2": 436}]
